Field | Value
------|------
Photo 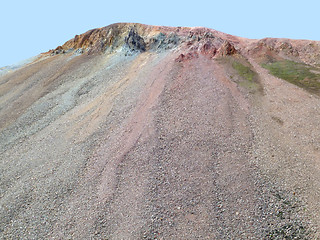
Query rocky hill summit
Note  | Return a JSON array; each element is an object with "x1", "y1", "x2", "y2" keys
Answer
[
  {"x1": 49, "y1": 23, "x2": 320, "y2": 65},
  {"x1": 1, "y1": 23, "x2": 320, "y2": 239},
  {"x1": 50, "y1": 23, "x2": 239, "y2": 59}
]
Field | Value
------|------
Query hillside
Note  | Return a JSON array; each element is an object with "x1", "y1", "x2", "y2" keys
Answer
[{"x1": 1, "y1": 23, "x2": 320, "y2": 239}]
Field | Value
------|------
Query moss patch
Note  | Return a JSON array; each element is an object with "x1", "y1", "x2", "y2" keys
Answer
[
  {"x1": 262, "y1": 60, "x2": 320, "y2": 94},
  {"x1": 232, "y1": 61, "x2": 255, "y2": 82},
  {"x1": 230, "y1": 58, "x2": 262, "y2": 93}
]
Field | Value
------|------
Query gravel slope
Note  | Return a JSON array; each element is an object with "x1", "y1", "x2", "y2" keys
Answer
[{"x1": 1, "y1": 25, "x2": 320, "y2": 239}]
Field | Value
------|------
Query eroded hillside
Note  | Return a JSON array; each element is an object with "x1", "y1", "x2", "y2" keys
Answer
[{"x1": 1, "y1": 23, "x2": 320, "y2": 239}]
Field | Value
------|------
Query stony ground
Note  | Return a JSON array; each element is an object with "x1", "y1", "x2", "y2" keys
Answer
[{"x1": 1, "y1": 23, "x2": 320, "y2": 239}]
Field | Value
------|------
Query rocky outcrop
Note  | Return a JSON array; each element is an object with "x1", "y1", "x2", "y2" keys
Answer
[
  {"x1": 124, "y1": 29, "x2": 146, "y2": 52},
  {"x1": 149, "y1": 32, "x2": 180, "y2": 51},
  {"x1": 175, "y1": 39, "x2": 236, "y2": 62},
  {"x1": 216, "y1": 41, "x2": 238, "y2": 57},
  {"x1": 200, "y1": 41, "x2": 218, "y2": 57},
  {"x1": 48, "y1": 23, "x2": 238, "y2": 57},
  {"x1": 46, "y1": 23, "x2": 320, "y2": 68},
  {"x1": 175, "y1": 52, "x2": 199, "y2": 62},
  {"x1": 248, "y1": 38, "x2": 320, "y2": 66}
]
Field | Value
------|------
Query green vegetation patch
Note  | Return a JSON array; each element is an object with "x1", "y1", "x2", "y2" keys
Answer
[
  {"x1": 262, "y1": 60, "x2": 320, "y2": 93},
  {"x1": 232, "y1": 61, "x2": 255, "y2": 82},
  {"x1": 217, "y1": 56, "x2": 262, "y2": 93},
  {"x1": 231, "y1": 59, "x2": 262, "y2": 93}
]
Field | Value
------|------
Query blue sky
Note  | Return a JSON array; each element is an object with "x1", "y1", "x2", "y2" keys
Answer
[{"x1": 1, "y1": 0, "x2": 319, "y2": 67}]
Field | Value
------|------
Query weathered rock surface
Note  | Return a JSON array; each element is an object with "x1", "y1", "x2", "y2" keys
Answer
[
  {"x1": 1, "y1": 23, "x2": 320, "y2": 239},
  {"x1": 124, "y1": 28, "x2": 146, "y2": 52}
]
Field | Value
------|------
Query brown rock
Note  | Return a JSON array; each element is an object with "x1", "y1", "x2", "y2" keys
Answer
[
  {"x1": 216, "y1": 41, "x2": 237, "y2": 57},
  {"x1": 200, "y1": 41, "x2": 217, "y2": 58}
]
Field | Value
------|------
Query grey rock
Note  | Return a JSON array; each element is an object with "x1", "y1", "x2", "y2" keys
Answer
[{"x1": 124, "y1": 28, "x2": 146, "y2": 52}]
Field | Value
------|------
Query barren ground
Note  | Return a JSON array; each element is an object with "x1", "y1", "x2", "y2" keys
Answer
[{"x1": 1, "y1": 23, "x2": 320, "y2": 239}]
